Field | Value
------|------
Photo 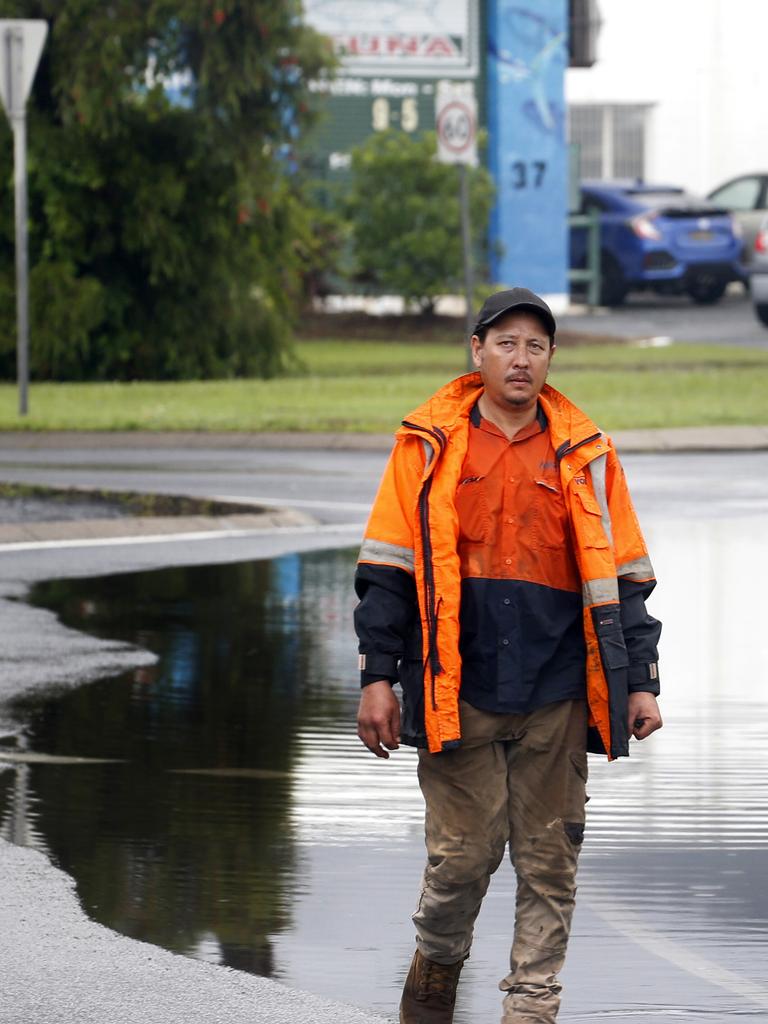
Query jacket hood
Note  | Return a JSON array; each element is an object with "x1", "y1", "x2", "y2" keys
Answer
[{"x1": 397, "y1": 372, "x2": 603, "y2": 451}]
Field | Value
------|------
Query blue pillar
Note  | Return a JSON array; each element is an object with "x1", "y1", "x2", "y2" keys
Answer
[{"x1": 487, "y1": 0, "x2": 568, "y2": 301}]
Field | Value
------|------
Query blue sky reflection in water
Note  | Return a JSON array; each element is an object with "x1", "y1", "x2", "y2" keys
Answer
[{"x1": 0, "y1": 522, "x2": 766, "y2": 1023}]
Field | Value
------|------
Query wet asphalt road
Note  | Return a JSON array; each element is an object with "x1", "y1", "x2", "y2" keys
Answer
[
  {"x1": 0, "y1": 443, "x2": 766, "y2": 537},
  {"x1": 1, "y1": 440, "x2": 767, "y2": 1022},
  {"x1": 560, "y1": 287, "x2": 768, "y2": 347}
]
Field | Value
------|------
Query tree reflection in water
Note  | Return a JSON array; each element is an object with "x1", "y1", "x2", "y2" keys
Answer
[{"x1": 0, "y1": 548, "x2": 359, "y2": 978}]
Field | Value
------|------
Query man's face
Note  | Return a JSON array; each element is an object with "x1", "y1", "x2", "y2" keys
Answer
[{"x1": 471, "y1": 310, "x2": 555, "y2": 410}]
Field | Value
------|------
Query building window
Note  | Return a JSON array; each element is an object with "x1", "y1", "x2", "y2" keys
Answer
[{"x1": 569, "y1": 104, "x2": 648, "y2": 180}]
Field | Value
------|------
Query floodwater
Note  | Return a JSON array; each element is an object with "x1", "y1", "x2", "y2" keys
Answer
[{"x1": 1, "y1": 520, "x2": 768, "y2": 1023}]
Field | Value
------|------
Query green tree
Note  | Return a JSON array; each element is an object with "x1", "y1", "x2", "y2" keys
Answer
[
  {"x1": 346, "y1": 129, "x2": 495, "y2": 314},
  {"x1": 0, "y1": 1, "x2": 334, "y2": 380}
]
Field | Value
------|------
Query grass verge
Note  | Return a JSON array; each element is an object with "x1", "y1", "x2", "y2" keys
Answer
[{"x1": 0, "y1": 340, "x2": 765, "y2": 433}]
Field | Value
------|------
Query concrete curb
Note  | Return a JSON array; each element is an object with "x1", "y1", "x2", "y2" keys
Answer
[
  {"x1": 0, "y1": 508, "x2": 313, "y2": 546},
  {"x1": 1, "y1": 426, "x2": 768, "y2": 453}
]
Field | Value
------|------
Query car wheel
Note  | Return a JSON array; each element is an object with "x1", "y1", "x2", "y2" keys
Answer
[
  {"x1": 755, "y1": 303, "x2": 768, "y2": 328},
  {"x1": 686, "y1": 274, "x2": 727, "y2": 304},
  {"x1": 600, "y1": 254, "x2": 628, "y2": 306}
]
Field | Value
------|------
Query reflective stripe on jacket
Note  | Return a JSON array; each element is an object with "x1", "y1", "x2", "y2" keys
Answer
[{"x1": 357, "y1": 372, "x2": 661, "y2": 759}]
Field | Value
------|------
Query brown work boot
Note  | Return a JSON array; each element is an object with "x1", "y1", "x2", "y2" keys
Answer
[{"x1": 399, "y1": 949, "x2": 466, "y2": 1024}]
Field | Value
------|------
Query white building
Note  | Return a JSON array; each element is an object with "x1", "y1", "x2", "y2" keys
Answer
[{"x1": 566, "y1": 0, "x2": 768, "y2": 196}]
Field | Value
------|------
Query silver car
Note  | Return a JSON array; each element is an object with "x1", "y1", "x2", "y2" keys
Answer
[
  {"x1": 751, "y1": 215, "x2": 768, "y2": 327},
  {"x1": 707, "y1": 173, "x2": 768, "y2": 269}
]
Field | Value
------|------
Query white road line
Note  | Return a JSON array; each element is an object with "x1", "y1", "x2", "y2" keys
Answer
[
  {"x1": 585, "y1": 893, "x2": 768, "y2": 1009},
  {"x1": 0, "y1": 522, "x2": 365, "y2": 554},
  {"x1": 0, "y1": 752, "x2": 125, "y2": 765},
  {"x1": 212, "y1": 493, "x2": 374, "y2": 513}
]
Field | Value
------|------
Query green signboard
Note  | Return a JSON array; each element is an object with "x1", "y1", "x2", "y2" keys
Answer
[
  {"x1": 306, "y1": 76, "x2": 441, "y2": 175},
  {"x1": 303, "y1": 1, "x2": 480, "y2": 179}
]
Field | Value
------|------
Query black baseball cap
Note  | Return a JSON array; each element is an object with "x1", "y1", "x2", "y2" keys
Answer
[{"x1": 473, "y1": 287, "x2": 556, "y2": 340}]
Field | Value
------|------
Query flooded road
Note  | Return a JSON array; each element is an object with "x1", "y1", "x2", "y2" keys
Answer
[{"x1": 1, "y1": 514, "x2": 767, "y2": 1022}]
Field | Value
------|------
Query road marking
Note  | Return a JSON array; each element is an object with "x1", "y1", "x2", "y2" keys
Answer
[
  {"x1": 585, "y1": 893, "x2": 768, "y2": 1009},
  {"x1": 212, "y1": 493, "x2": 374, "y2": 513},
  {"x1": 0, "y1": 522, "x2": 365, "y2": 554},
  {"x1": 0, "y1": 751, "x2": 125, "y2": 765}
]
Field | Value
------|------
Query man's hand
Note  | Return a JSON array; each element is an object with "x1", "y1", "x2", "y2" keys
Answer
[
  {"x1": 357, "y1": 680, "x2": 401, "y2": 758},
  {"x1": 628, "y1": 691, "x2": 663, "y2": 741}
]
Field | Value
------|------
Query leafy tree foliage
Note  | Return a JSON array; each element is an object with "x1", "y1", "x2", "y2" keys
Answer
[
  {"x1": 0, "y1": 1, "x2": 333, "y2": 380},
  {"x1": 346, "y1": 130, "x2": 495, "y2": 313}
]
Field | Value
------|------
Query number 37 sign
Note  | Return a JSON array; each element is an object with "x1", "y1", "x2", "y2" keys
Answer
[{"x1": 435, "y1": 80, "x2": 477, "y2": 167}]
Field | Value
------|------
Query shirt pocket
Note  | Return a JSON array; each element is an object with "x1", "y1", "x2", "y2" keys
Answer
[
  {"x1": 573, "y1": 487, "x2": 610, "y2": 549},
  {"x1": 532, "y1": 477, "x2": 570, "y2": 550},
  {"x1": 455, "y1": 477, "x2": 495, "y2": 545}
]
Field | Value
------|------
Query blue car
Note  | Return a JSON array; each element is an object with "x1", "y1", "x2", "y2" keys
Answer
[{"x1": 570, "y1": 180, "x2": 746, "y2": 306}]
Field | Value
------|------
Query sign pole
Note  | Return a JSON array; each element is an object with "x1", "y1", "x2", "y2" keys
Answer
[
  {"x1": 0, "y1": 20, "x2": 48, "y2": 418},
  {"x1": 459, "y1": 163, "x2": 474, "y2": 369},
  {"x1": 11, "y1": 60, "x2": 29, "y2": 414},
  {"x1": 13, "y1": 109, "x2": 28, "y2": 416},
  {"x1": 435, "y1": 79, "x2": 478, "y2": 371}
]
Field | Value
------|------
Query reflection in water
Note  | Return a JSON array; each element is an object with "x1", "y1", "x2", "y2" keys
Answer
[
  {"x1": 0, "y1": 520, "x2": 767, "y2": 1022},
  {"x1": 0, "y1": 550, "x2": 360, "y2": 978}
]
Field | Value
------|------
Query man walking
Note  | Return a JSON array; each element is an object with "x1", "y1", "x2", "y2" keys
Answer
[{"x1": 354, "y1": 287, "x2": 662, "y2": 1023}]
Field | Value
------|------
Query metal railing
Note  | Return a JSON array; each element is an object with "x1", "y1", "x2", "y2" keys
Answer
[{"x1": 567, "y1": 209, "x2": 601, "y2": 307}]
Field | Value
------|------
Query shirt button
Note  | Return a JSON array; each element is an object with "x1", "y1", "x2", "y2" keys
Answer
[
  {"x1": 503, "y1": 598, "x2": 511, "y2": 605},
  {"x1": 502, "y1": 639, "x2": 510, "y2": 646},
  {"x1": 505, "y1": 517, "x2": 514, "y2": 524},
  {"x1": 505, "y1": 558, "x2": 512, "y2": 565}
]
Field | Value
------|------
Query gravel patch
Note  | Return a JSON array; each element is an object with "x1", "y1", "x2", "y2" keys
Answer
[{"x1": 0, "y1": 582, "x2": 156, "y2": 737}]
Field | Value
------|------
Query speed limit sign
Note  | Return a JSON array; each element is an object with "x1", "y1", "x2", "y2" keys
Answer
[{"x1": 435, "y1": 80, "x2": 477, "y2": 166}]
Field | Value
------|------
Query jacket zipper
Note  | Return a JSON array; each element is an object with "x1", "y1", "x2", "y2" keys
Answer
[{"x1": 401, "y1": 420, "x2": 446, "y2": 708}]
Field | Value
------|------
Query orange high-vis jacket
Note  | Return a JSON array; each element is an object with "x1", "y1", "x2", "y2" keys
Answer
[{"x1": 356, "y1": 373, "x2": 660, "y2": 759}]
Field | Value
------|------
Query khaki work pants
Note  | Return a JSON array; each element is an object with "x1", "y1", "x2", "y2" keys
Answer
[{"x1": 413, "y1": 698, "x2": 588, "y2": 1024}]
